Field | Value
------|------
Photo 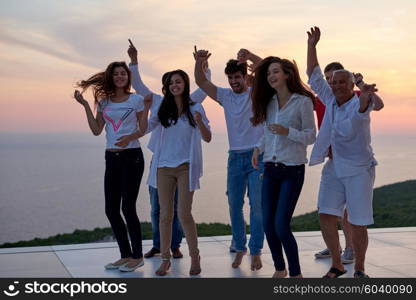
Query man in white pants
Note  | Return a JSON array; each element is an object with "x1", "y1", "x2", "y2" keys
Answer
[{"x1": 306, "y1": 26, "x2": 377, "y2": 278}]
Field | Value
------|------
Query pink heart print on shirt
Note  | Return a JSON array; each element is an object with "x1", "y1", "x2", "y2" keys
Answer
[{"x1": 103, "y1": 107, "x2": 134, "y2": 132}]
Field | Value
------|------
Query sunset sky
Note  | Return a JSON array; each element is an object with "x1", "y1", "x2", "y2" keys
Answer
[{"x1": 0, "y1": 0, "x2": 415, "y2": 135}]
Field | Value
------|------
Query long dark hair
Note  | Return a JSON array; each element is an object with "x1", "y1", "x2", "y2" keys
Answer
[
  {"x1": 251, "y1": 56, "x2": 314, "y2": 126},
  {"x1": 76, "y1": 61, "x2": 132, "y2": 107},
  {"x1": 158, "y1": 70, "x2": 196, "y2": 128}
]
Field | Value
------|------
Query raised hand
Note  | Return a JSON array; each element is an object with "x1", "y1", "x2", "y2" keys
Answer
[
  {"x1": 353, "y1": 72, "x2": 364, "y2": 86},
  {"x1": 73, "y1": 90, "x2": 88, "y2": 106},
  {"x1": 354, "y1": 74, "x2": 384, "y2": 111},
  {"x1": 127, "y1": 39, "x2": 138, "y2": 64},
  {"x1": 193, "y1": 45, "x2": 211, "y2": 61},
  {"x1": 307, "y1": 26, "x2": 321, "y2": 47},
  {"x1": 268, "y1": 124, "x2": 289, "y2": 136},
  {"x1": 359, "y1": 83, "x2": 378, "y2": 113},
  {"x1": 237, "y1": 48, "x2": 251, "y2": 65}
]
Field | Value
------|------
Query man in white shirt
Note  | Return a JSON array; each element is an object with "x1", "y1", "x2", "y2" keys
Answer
[
  {"x1": 314, "y1": 63, "x2": 384, "y2": 264},
  {"x1": 194, "y1": 47, "x2": 264, "y2": 270},
  {"x1": 307, "y1": 27, "x2": 377, "y2": 278}
]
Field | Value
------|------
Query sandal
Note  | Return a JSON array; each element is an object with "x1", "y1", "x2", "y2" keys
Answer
[
  {"x1": 189, "y1": 255, "x2": 201, "y2": 276},
  {"x1": 354, "y1": 271, "x2": 370, "y2": 278},
  {"x1": 155, "y1": 259, "x2": 171, "y2": 276},
  {"x1": 323, "y1": 267, "x2": 347, "y2": 278}
]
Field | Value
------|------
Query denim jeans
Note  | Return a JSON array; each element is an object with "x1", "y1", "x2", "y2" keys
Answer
[
  {"x1": 262, "y1": 163, "x2": 305, "y2": 277},
  {"x1": 104, "y1": 148, "x2": 144, "y2": 259},
  {"x1": 227, "y1": 149, "x2": 264, "y2": 255},
  {"x1": 149, "y1": 186, "x2": 183, "y2": 250}
]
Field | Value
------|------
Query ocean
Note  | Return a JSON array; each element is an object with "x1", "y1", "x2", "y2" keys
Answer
[{"x1": 0, "y1": 132, "x2": 415, "y2": 244}]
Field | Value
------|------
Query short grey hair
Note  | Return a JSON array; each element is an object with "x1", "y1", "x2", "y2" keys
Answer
[{"x1": 332, "y1": 69, "x2": 354, "y2": 84}]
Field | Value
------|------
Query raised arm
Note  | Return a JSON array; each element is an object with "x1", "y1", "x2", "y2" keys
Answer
[
  {"x1": 73, "y1": 90, "x2": 105, "y2": 136},
  {"x1": 147, "y1": 103, "x2": 161, "y2": 133},
  {"x1": 237, "y1": 48, "x2": 262, "y2": 87},
  {"x1": 307, "y1": 26, "x2": 321, "y2": 78},
  {"x1": 354, "y1": 73, "x2": 384, "y2": 111},
  {"x1": 306, "y1": 27, "x2": 334, "y2": 105},
  {"x1": 190, "y1": 62, "x2": 212, "y2": 103},
  {"x1": 237, "y1": 48, "x2": 262, "y2": 69},
  {"x1": 333, "y1": 83, "x2": 377, "y2": 139},
  {"x1": 127, "y1": 40, "x2": 154, "y2": 96},
  {"x1": 193, "y1": 46, "x2": 219, "y2": 102},
  {"x1": 358, "y1": 83, "x2": 378, "y2": 113}
]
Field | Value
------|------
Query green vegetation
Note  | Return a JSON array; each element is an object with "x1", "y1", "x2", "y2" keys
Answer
[
  {"x1": 0, "y1": 223, "x2": 232, "y2": 249},
  {"x1": 1, "y1": 180, "x2": 415, "y2": 248},
  {"x1": 292, "y1": 179, "x2": 416, "y2": 231}
]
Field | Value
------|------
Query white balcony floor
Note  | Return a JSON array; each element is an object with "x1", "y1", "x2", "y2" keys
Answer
[{"x1": 1, "y1": 227, "x2": 415, "y2": 278}]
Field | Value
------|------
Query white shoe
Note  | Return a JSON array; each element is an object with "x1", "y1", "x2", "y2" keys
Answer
[
  {"x1": 119, "y1": 259, "x2": 144, "y2": 272},
  {"x1": 314, "y1": 248, "x2": 342, "y2": 259},
  {"x1": 341, "y1": 248, "x2": 355, "y2": 264},
  {"x1": 314, "y1": 248, "x2": 331, "y2": 258},
  {"x1": 104, "y1": 262, "x2": 128, "y2": 270}
]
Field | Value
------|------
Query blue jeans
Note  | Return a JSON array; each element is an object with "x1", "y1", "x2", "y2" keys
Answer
[
  {"x1": 148, "y1": 186, "x2": 183, "y2": 250},
  {"x1": 227, "y1": 149, "x2": 264, "y2": 255},
  {"x1": 262, "y1": 163, "x2": 305, "y2": 277}
]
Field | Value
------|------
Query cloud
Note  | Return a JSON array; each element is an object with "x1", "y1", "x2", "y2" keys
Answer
[
  {"x1": 1, "y1": 0, "x2": 415, "y2": 134},
  {"x1": 0, "y1": 29, "x2": 87, "y2": 67}
]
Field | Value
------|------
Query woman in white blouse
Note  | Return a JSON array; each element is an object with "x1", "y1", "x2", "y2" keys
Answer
[
  {"x1": 147, "y1": 70, "x2": 211, "y2": 276},
  {"x1": 251, "y1": 57, "x2": 316, "y2": 278}
]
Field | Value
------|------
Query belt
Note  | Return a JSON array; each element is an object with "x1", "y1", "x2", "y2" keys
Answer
[{"x1": 265, "y1": 162, "x2": 287, "y2": 168}]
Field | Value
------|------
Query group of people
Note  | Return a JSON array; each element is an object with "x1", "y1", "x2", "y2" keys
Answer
[{"x1": 73, "y1": 26, "x2": 383, "y2": 278}]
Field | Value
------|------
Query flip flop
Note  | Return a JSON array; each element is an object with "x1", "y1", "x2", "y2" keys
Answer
[
  {"x1": 323, "y1": 267, "x2": 347, "y2": 278},
  {"x1": 354, "y1": 271, "x2": 370, "y2": 278}
]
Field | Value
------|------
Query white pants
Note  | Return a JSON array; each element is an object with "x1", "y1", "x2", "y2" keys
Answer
[{"x1": 317, "y1": 160, "x2": 375, "y2": 226}]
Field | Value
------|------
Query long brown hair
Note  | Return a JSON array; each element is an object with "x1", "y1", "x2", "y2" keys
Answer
[
  {"x1": 158, "y1": 70, "x2": 196, "y2": 128},
  {"x1": 76, "y1": 61, "x2": 132, "y2": 107},
  {"x1": 251, "y1": 56, "x2": 314, "y2": 126}
]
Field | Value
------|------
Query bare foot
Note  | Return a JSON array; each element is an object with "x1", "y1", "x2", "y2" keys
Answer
[
  {"x1": 272, "y1": 269, "x2": 288, "y2": 278},
  {"x1": 290, "y1": 274, "x2": 303, "y2": 278},
  {"x1": 232, "y1": 251, "x2": 246, "y2": 268},
  {"x1": 250, "y1": 255, "x2": 262, "y2": 271},
  {"x1": 155, "y1": 260, "x2": 171, "y2": 276},
  {"x1": 190, "y1": 256, "x2": 201, "y2": 276}
]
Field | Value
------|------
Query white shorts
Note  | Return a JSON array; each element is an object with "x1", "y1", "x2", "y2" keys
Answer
[{"x1": 317, "y1": 160, "x2": 376, "y2": 226}]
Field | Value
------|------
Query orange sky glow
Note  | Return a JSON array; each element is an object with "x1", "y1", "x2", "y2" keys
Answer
[{"x1": 0, "y1": 0, "x2": 415, "y2": 135}]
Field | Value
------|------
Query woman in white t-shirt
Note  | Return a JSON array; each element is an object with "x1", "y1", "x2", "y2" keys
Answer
[
  {"x1": 251, "y1": 57, "x2": 316, "y2": 278},
  {"x1": 73, "y1": 61, "x2": 151, "y2": 272},
  {"x1": 146, "y1": 70, "x2": 211, "y2": 276}
]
